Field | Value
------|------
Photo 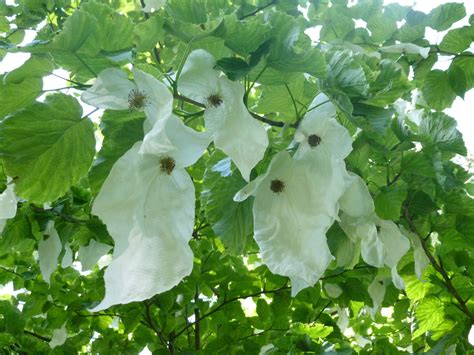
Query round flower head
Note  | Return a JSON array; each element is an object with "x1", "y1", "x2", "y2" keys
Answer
[
  {"x1": 178, "y1": 49, "x2": 268, "y2": 181},
  {"x1": 81, "y1": 68, "x2": 173, "y2": 126},
  {"x1": 234, "y1": 151, "x2": 340, "y2": 296},
  {"x1": 295, "y1": 93, "x2": 352, "y2": 161}
]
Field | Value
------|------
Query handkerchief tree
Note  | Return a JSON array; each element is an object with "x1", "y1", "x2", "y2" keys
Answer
[{"x1": 0, "y1": 0, "x2": 473, "y2": 353}]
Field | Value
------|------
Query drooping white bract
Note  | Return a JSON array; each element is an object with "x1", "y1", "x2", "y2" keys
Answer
[
  {"x1": 338, "y1": 175, "x2": 410, "y2": 289},
  {"x1": 0, "y1": 183, "x2": 17, "y2": 233},
  {"x1": 49, "y1": 324, "x2": 67, "y2": 349},
  {"x1": 78, "y1": 240, "x2": 112, "y2": 271},
  {"x1": 141, "y1": 0, "x2": 166, "y2": 13},
  {"x1": 400, "y1": 226, "x2": 430, "y2": 280},
  {"x1": 377, "y1": 220, "x2": 410, "y2": 289},
  {"x1": 234, "y1": 151, "x2": 337, "y2": 296},
  {"x1": 380, "y1": 43, "x2": 430, "y2": 58},
  {"x1": 81, "y1": 68, "x2": 173, "y2": 127},
  {"x1": 91, "y1": 116, "x2": 210, "y2": 311},
  {"x1": 294, "y1": 93, "x2": 352, "y2": 161},
  {"x1": 367, "y1": 270, "x2": 391, "y2": 319},
  {"x1": 38, "y1": 222, "x2": 62, "y2": 284},
  {"x1": 177, "y1": 49, "x2": 268, "y2": 181}
]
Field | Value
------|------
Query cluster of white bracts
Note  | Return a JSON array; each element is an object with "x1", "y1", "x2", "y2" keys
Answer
[
  {"x1": 82, "y1": 50, "x2": 268, "y2": 311},
  {"x1": 82, "y1": 49, "x2": 414, "y2": 310}
]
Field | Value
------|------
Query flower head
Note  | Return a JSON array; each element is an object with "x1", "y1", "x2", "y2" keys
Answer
[
  {"x1": 178, "y1": 49, "x2": 268, "y2": 181},
  {"x1": 295, "y1": 93, "x2": 352, "y2": 161}
]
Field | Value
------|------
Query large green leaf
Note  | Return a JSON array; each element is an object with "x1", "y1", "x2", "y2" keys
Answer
[
  {"x1": 0, "y1": 94, "x2": 95, "y2": 203},
  {"x1": 327, "y1": 50, "x2": 369, "y2": 97},
  {"x1": 418, "y1": 112, "x2": 466, "y2": 156},
  {"x1": 0, "y1": 56, "x2": 54, "y2": 118},
  {"x1": 428, "y1": 3, "x2": 466, "y2": 31},
  {"x1": 202, "y1": 152, "x2": 253, "y2": 254},
  {"x1": 413, "y1": 297, "x2": 445, "y2": 338},
  {"x1": 267, "y1": 12, "x2": 327, "y2": 77},
  {"x1": 221, "y1": 14, "x2": 271, "y2": 55},
  {"x1": 374, "y1": 186, "x2": 407, "y2": 220},
  {"x1": 422, "y1": 70, "x2": 456, "y2": 111},
  {"x1": 439, "y1": 26, "x2": 474, "y2": 53}
]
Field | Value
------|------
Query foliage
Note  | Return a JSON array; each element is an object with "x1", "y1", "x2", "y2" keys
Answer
[{"x1": 0, "y1": 0, "x2": 474, "y2": 353}]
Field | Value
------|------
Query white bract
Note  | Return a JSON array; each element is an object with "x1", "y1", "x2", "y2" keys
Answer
[
  {"x1": 294, "y1": 93, "x2": 352, "y2": 161},
  {"x1": 91, "y1": 115, "x2": 210, "y2": 311},
  {"x1": 38, "y1": 222, "x2": 62, "y2": 284},
  {"x1": 367, "y1": 271, "x2": 391, "y2": 319},
  {"x1": 78, "y1": 240, "x2": 112, "y2": 271},
  {"x1": 49, "y1": 324, "x2": 67, "y2": 349},
  {"x1": 234, "y1": 151, "x2": 337, "y2": 296},
  {"x1": 380, "y1": 43, "x2": 430, "y2": 58},
  {"x1": 141, "y1": 0, "x2": 166, "y2": 13},
  {"x1": 178, "y1": 49, "x2": 268, "y2": 181},
  {"x1": 81, "y1": 68, "x2": 173, "y2": 127},
  {"x1": 0, "y1": 183, "x2": 17, "y2": 233},
  {"x1": 339, "y1": 174, "x2": 410, "y2": 289}
]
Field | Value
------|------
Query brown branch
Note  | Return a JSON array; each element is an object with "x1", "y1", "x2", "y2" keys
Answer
[
  {"x1": 194, "y1": 287, "x2": 201, "y2": 350},
  {"x1": 403, "y1": 206, "x2": 474, "y2": 324},
  {"x1": 142, "y1": 302, "x2": 169, "y2": 350},
  {"x1": 24, "y1": 330, "x2": 50, "y2": 342}
]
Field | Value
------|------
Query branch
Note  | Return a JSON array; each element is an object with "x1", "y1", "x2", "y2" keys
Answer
[
  {"x1": 194, "y1": 287, "x2": 201, "y2": 350},
  {"x1": 403, "y1": 206, "x2": 474, "y2": 324},
  {"x1": 239, "y1": 0, "x2": 278, "y2": 20},
  {"x1": 24, "y1": 330, "x2": 50, "y2": 342},
  {"x1": 142, "y1": 302, "x2": 169, "y2": 349},
  {"x1": 174, "y1": 93, "x2": 294, "y2": 128},
  {"x1": 172, "y1": 284, "x2": 290, "y2": 341}
]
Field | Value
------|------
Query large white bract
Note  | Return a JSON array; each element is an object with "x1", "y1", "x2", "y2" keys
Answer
[
  {"x1": 91, "y1": 113, "x2": 210, "y2": 310},
  {"x1": 339, "y1": 174, "x2": 410, "y2": 290},
  {"x1": 81, "y1": 68, "x2": 173, "y2": 128},
  {"x1": 178, "y1": 49, "x2": 269, "y2": 181},
  {"x1": 235, "y1": 151, "x2": 337, "y2": 296}
]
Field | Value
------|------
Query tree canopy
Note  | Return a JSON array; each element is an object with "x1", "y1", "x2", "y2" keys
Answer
[{"x1": 0, "y1": 0, "x2": 474, "y2": 353}]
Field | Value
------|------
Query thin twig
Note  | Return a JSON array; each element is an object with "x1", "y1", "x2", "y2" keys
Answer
[{"x1": 403, "y1": 206, "x2": 474, "y2": 324}]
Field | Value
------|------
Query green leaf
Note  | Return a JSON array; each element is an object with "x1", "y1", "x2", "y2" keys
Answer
[
  {"x1": 451, "y1": 55, "x2": 474, "y2": 89},
  {"x1": 447, "y1": 63, "x2": 467, "y2": 98},
  {"x1": 267, "y1": 12, "x2": 327, "y2": 77},
  {"x1": 422, "y1": 70, "x2": 456, "y2": 111},
  {"x1": 202, "y1": 152, "x2": 253, "y2": 254},
  {"x1": 320, "y1": 5, "x2": 354, "y2": 42},
  {"x1": 215, "y1": 57, "x2": 252, "y2": 81},
  {"x1": 327, "y1": 50, "x2": 369, "y2": 97},
  {"x1": 89, "y1": 110, "x2": 145, "y2": 195},
  {"x1": 429, "y1": 3, "x2": 466, "y2": 31},
  {"x1": 418, "y1": 112, "x2": 466, "y2": 156},
  {"x1": 401, "y1": 151, "x2": 437, "y2": 178},
  {"x1": 439, "y1": 26, "x2": 474, "y2": 53},
  {"x1": 413, "y1": 297, "x2": 445, "y2": 338},
  {"x1": 291, "y1": 322, "x2": 333, "y2": 340},
  {"x1": 0, "y1": 300, "x2": 25, "y2": 336},
  {"x1": 0, "y1": 77, "x2": 42, "y2": 118},
  {"x1": 134, "y1": 15, "x2": 165, "y2": 52},
  {"x1": 0, "y1": 94, "x2": 95, "y2": 203},
  {"x1": 222, "y1": 14, "x2": 271, "y2": 55},
  {"x1": 374, "y1": 186, "x2": 407, "y2": 220},
  {"x1": 3, "y1": 55, "x2": 54, "y2": 83},
  {"x1": 367, "y1": 13, "x2": 397, "y2": 43}
]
